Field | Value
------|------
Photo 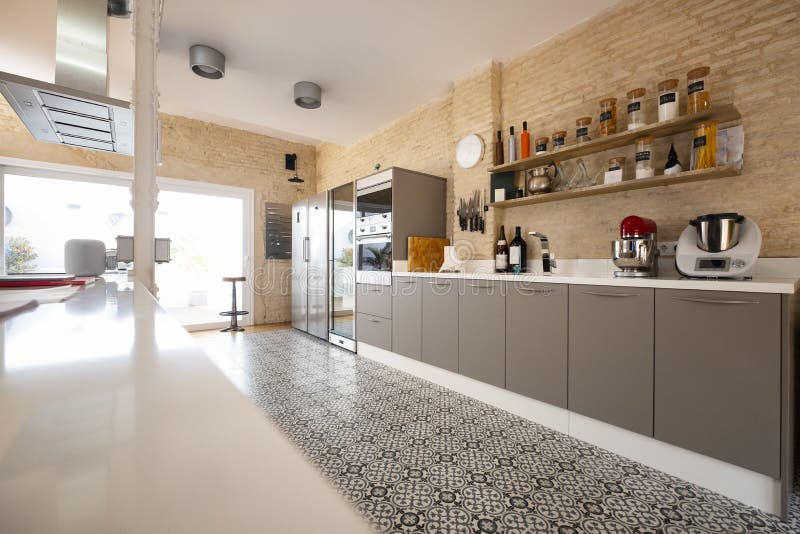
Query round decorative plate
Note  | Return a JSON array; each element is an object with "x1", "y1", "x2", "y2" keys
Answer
[{"x1": 455, "y1": 134, "x2": 485, "y2": 169}]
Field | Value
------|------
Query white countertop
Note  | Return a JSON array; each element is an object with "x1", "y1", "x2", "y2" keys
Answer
[
  {"x1": 0, "y1": 277, "x2": 370, "y2": 534},
  {"x1": 392, "y1": 265, "x2": 800, "y2": 294}
]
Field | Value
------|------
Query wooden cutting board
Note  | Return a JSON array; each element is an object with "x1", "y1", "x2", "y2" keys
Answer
[{"x1": 407, "y1": 237, "x2": 450, "y2": 272}]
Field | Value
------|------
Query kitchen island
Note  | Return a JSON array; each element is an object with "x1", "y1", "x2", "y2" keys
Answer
[{"x1": 0, "y1": 277, "x2": 370, "y2": 534}]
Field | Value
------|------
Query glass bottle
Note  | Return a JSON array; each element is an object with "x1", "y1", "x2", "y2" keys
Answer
[
  {"x1": 495, "y1": 226, "x2": 509, "y2": 273},
  {"x1": 598, "y1": 97, "x2": 617, "y2": 136},
  {"x1": 635, "y1": 136, "x2": 654, "y2": 179},
  {"x1": 658, "y1": 79, "x2": 679, "y2": 122},
  {"x1": 626, "y1": 87, "x2": 646, "y2": 130},
  {"x1": 575, "y1": 116, "x2": 592, "y2": 143},
  {"x1": 493, "y1": 130, "x2": 504, "y2": 166},
  {"x1": 509, "y1": 226, "x2": 527, "y2": 274},
  {"x1": 520, "y1": 121, "x2": 531, "y2": 159},
  {"x1": 691, "y1": 120, "x2": 717, "y2": 170},
  {"x1": 687, "y1": 66, "x2": 710, "y2": 114}
]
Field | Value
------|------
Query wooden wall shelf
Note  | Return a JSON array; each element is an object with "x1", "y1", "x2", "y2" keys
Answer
[
  {"x1": 490, "y1": 164, "x2": 741, "y2": 208},
  {"x1": 489, "y1": 104, "x2": 741, "y2": 174}
]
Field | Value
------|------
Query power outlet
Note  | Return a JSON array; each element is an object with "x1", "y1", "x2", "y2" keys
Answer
[{"x1": 658, "y1": 241, "x2": 678, "y2": 257}]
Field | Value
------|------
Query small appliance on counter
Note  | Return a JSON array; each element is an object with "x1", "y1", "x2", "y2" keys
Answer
[
  {"x1": 612, "y1": 215, "x2": 659, "y2": 277},
  {"x1": 676, "y1": 212, "x2": 761, "y2": 279}
]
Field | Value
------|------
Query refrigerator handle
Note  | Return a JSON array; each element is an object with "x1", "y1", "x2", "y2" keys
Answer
[{"x1": 303, "y1": 237, "x2": 310, "y2": 262}]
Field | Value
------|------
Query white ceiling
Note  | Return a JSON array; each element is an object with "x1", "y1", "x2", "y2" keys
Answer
[{"x1": 1, "y1": 0, "x2": 617, "y2": 146}]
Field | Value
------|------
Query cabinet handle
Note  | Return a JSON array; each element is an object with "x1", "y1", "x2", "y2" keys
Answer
[
  {"x1": 466, "y1": 283, "x2": 494, "y2": 289},
  {"x1": 368, "y1": 318, "x2": 381, "y2": 323},
  {"x1": 428, "y1": 281, "x2": 452, "y2": 287},
  {"x1": 396, "y1": 280, "x2": 416, "y2": 284},
  {"x1": 362, "y1": 288, "x2": 384, "y2": 292},
  {"x1": 673, "y1": 296, "x2": 759, "y2": 305},
  {"x1": 518, "y1": 288, "x2": 552, "y2": 296},
  {"x1": 582, "y1": 291, "x2": 638, "y2": 297}
]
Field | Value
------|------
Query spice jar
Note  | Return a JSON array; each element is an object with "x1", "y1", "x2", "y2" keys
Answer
[
  {"x1": 635, "y1": 136, "x2": 654, "y2": 179},
  {"x1": 658, "y1": 79, "x2": 679, "y2": 122},
  {"x1": 575, "y1": 117, "x2": 592, "y2": 143},
  {"x1": 552, "y1": 130, "x2": 566, "y2": 150},
  {"x1": 534, "y1": 136, "x2": 548, "y2": 155},
  {"x1": 687, "y1": 66, "x2": 710, "y2": 114},
  {"x1": 626, "y1": 88, "x2": 646, "y2": 130},
  {"x1": 691, "y1": 120, "x2": 717, "y2": 170},
  {"x1": 605, "y1": 156, "x2": 626, "y2": 184},
  {"x1": 598, "y1": 97, "x2": 617, "y2": 136}
]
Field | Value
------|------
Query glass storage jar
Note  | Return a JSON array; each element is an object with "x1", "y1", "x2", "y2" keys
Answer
[
  {"x1": 626, "y1": 87, "x2": 646, "y2": 130},
  {"x1": 604, "y1": 156, "x2": 626, "y2": 183},
  {"x1": 691, "y1": 120, "x2": 717, "y2": 170},
  {"x1": 575, "y1": 117, "x2": 592, "y2": 143},
  {"x1": 552, "y1": 130, "x2": 566, "y2": 150},
  {"x1": 635, "y1": 136, "x2": 654, "y2": 179},
  {"x1": 687, "y1": 66, "x2": 710, "y2": 114},
  {"x1": 534, "y1": 136, "x2": 548, "y2": 155},
  {"x1": 598, "y1": 97, "x2": 617, "y2": 136},
  {"x1": 658, "y1": 79, "x2": 679, "y2": 122}
]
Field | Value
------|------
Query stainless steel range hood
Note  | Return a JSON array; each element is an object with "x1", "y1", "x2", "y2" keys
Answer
[{"x1": 0, "y1": 0, "x2": 134, "y2": 155}]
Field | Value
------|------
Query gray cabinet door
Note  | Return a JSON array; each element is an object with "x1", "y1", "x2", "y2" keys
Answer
[
  {"x1": 356, "y1": 312, "x2": 392, "y2": 351},
  {"x1": 421, "y1": 278, "x2": 459, "y2": 372},
  {"x1": 392, "y1": 277, "x2": 422, "y2": 360},
  {"x1": 357, "y1": 283, "x2": 391, "y2": 319},
  {"x1": 458, "y1": 280, "x2": 505, "y2": 387},
  {"x1": 506, "y1": 282, "x2": 568, "y2": 407},
  {"x1": 654, "y1": 289, "x2": 781, "y2": 477},
  {"x1": 569, "y1": 285, "x2": 654, "y2": 436}
]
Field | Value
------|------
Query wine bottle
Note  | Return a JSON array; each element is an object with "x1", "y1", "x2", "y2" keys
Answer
[
  {"x1": 520, "y1": 121, "x2": 531, "y2": 159},
  {"x1": 495, "y1": 226, "x2": 509, "y2": 273},
  {"x1": 508, "y1": 126, "x2": 517, "y2": 162},
  {"x1": 509, "y1": 226, "x2": 527, "y2": 274},
  {"x1": 494, "y1": 130, "x2": 504, "y2": 166}
]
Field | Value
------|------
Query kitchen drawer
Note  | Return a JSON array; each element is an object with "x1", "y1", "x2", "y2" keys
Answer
[
  {"x1": 392, "y1": 277, "x2": 422, "y2": 360},
  {"x1": 506, "y1": 282, "x2": 568, "y2": 408},
  {"x1": 357, "y1": 283, "x2": 391, "y2": 319},
  {"x1": 654, "y1": 289, "x2": 781, "y2": 477},
  {"x1": 356, "y1": 312, "x2": 392, "y2": 351},
  {"x1": 569, "y1": 284, "x2": 654, "y2": 436}
]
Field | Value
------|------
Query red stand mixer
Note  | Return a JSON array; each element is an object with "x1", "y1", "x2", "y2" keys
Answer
[{"x1": 612, "y1": 216, "x2": 659, "y2": 277}]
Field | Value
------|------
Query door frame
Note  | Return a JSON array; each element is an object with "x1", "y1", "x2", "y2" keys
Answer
[{"x1": 0, "y1": 157, "x2": 255, "y2": 329}]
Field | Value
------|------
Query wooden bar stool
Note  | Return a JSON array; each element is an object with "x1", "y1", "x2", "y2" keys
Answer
[{"x1": 220, "y1": 276, "x2": 248, "y2": 332}]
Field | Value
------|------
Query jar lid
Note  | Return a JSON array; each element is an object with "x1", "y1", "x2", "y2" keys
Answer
[
  {"x1": 608, "y1": 156, "x2": 626, "y2": 164},
  {"x1": 636, "y1": 136, "x2": 654, "y2": 144},
  {"x1": 599, "y1": 97, "x2": 617, "y2": 106},
  {"x1": 552, "y1": 130, "x2": 567, "y2": 137},
  {"x1": 534, "y1": 136, "x2": 549, "y2": 143},
  {"x1": 576, "y1": 116, "x2": 592, "y2": 125},
  {"x1": 687, "y1": 66, "x2": 710, "y2": 79},
  {"x1": 658, "y1": 78, "x2": 679, "y2": 91},
  {"x1": 626, "y1": 87, "x2": 646, "y2": 99}
]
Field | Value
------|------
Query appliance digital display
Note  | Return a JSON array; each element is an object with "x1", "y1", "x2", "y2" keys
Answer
[{"x1": 695, "y1": 258, "x2": 730, "y2": 271}]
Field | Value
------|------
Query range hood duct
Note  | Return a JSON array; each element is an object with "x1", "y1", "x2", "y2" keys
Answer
[{"x1": 0, "y1": 0, "x2": 134, "y2": 155}]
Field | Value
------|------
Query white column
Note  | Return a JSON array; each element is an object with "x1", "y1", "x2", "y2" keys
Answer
[{"x1": 132, "y1": 0, "x2": 160, "y2": 295}]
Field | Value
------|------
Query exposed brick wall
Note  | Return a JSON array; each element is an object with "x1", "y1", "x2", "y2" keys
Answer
[
  {"x1": 317, "y1": 0, "x2": 800, "y2": 262},
  {"x1": 0, "y1": 97, "x2": 315, "y2": 324}
]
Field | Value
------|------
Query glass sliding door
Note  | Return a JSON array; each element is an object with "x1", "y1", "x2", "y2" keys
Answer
[
  {"x1": 329, "y1": 183, "x2": 355, "y2": 341},
  {"x1": 3, "y1": 173, "x2": 132, "y2": 273}
]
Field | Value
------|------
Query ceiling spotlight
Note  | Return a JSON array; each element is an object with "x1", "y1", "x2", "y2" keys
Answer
[
  {"x1": 190, "y1": 45, "x2": 225, "y2": 80},
  {"x1": 288, "y1": 174, "x2": 304, "y2": 183},
  {"x1": 294, "y1": 81, "x2": 321, "y2": 109}
]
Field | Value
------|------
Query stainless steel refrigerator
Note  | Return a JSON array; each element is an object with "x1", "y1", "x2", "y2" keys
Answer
[
  {"x1": 291, "y1": 192, "x2": 328, "y2": 339},
  {"x1": 328, "y1": 183, "x2": 356, "y2": 351}
]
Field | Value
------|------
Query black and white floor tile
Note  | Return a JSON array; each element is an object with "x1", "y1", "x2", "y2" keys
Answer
[{"x1": 198, "y1": 329, "x2": 797, "y2": 533}]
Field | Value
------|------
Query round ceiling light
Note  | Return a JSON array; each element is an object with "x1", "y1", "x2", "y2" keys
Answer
[
  {"x1": 294, "y1": 81, "x2": 321, "y2": 109},
  {"x1": 190, "y1": 45, "x2": 225, "y2": 80}
]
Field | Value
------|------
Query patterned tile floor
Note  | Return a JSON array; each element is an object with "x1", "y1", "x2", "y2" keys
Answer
[{"x1": 197, "y1": 329, "x2": 797, "y2": 533}]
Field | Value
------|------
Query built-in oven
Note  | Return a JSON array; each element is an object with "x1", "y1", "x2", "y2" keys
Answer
[
  {"x1": 356, "y1": 231, "x2": 392, "y2": 286},
  {"x1": 356, "y1": 170, "x2": 392, "y2": 220}
]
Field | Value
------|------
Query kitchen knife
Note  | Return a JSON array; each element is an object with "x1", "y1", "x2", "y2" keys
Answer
[
  {"x1": 468, "y1": 196, "x2": 473, "y2": 232},
  {"x1": 473, "y1": 190, "x2": 480, "y2": 232},
  {"x1": 480, "y1": 189, "x2": 486, "y2": 234}
]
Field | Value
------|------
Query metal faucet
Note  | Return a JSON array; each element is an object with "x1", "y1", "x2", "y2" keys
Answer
[{"x1": 528, "y1": 232, "x2": 556, "y2": 273}]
